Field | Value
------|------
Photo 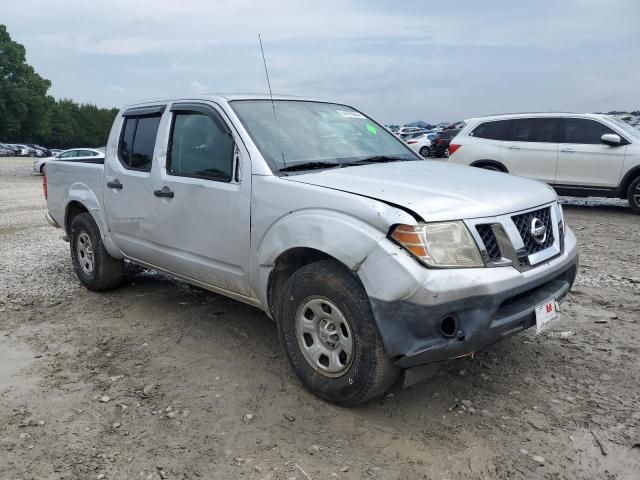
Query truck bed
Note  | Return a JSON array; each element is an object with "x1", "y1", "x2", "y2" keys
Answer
[{"x1": 46, "y1": 161, "x2": 104, "y2": 230}]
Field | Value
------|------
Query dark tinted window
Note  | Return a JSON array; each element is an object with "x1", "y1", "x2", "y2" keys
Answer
[
  {"x1": 130, "y1": 116, "x2": 160, "y2": 170},
  {"x1": 562, "y1": 118, "x2": 619, "y2": 144},
  {"x1": 508, "y1": 118, "x2": 559, "y2": 143},
  {"x1": 118, "y1": 115, "x2": 161, "y2": 171},
  {"x1": 472, "y1": 120, "x2": 511, "y2": 140},
  {"x1": 119, "y1": 118, "x2": 136, "y2": 167},
  {"x1": 168, "y1": 111, "x2": 234, "y2": 182}
]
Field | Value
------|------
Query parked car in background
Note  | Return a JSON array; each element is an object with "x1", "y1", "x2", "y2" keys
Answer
[
  {"x1": 8, "y1": 144, "x2": 31, "y2": 156},
  {"x1": 27, "y1": 144, "x2": 51, "y2": 157},
  {"x1": 45, "y1": 94, "x2": 577, "y2": 405},
  {"x1": 396, "y1": 126, "x2": 422, "y2": 136},
  {"x1": 447, "y1": 113, "x2": 640, "y2": 213},
  {"x1": 406, "y1": 132, "x2": 437, "y2": 157},
  {"x1": 0, "y1": 143, "x2": 15, "y2": 156},
  {"x1": 431, "y1": 129, "x2": 460, "y2": 158},
  {"x1": 33, "y1": 148, "x2": 105, "y2": 174}
]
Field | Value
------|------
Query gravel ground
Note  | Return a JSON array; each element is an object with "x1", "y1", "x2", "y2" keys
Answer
[{"x1": 1, "y1": 157, "x2": 639, "y2": 480}]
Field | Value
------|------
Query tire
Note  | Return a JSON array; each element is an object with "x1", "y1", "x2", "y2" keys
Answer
[
  {"x1": 419, "y1": 146, "x2": 430, "y2": 158},
  {"x1": 628, "y1": 176, "x2": 640, "y2": 214},
  {"x1": 276, "y1": 260, "x2": 400, "y2": 406},
  {"x1": 443, "y1": 147, "x2": 450, "y2": 158},
  {"x1": 39, "y1": 164, "x2": 45, "y2": 174},
  {"x1": 69, "y1": 213, "x2": 124, "y2": 291}
]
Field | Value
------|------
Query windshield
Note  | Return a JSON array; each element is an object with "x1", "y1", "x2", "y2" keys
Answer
[
  {"x1": 607, "y1": 116, "x2": 640, "y2": 140},
  {"x1": 230, "y1": 100, "x2": 419, "y2": 173}
]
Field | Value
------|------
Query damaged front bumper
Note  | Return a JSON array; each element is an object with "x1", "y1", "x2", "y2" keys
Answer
[{"x1": 362, "y1": 228, "x2": 579, "y2": 369}]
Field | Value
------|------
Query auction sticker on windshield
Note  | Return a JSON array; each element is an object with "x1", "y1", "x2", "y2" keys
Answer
[
  {"x1": 337, "y1": 110, "x2": 365, "y2": 119},
  {"x1": 535, "y1": 299, "x2": 558, "y2": 334}
]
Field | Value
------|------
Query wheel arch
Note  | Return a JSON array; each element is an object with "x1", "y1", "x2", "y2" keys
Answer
[
  {"x1": 255, "y1": 210, "x2": 390, "y2": 318},
  {"x1": 470, "y1": 159, "x2": 509, "y2": 172},
  {"x1": 64, "y1": 192, "x2": 123, "y2": 260},
  {"x1": 619, "y1": 166, "x2": 640, "y2": 199}
]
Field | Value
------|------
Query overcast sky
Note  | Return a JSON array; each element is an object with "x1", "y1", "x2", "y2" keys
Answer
[{"x1": 3, "y1": 0, "x2": 639, "y2": 124}]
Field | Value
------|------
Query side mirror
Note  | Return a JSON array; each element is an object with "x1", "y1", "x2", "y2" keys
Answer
[{"x1": 601, "y1": 133, "x2": 621, "y2": 146}]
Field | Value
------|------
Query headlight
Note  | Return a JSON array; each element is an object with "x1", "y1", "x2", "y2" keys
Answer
[{"x1": 390, "y1": 221, "x2": 484, "y2": 268}]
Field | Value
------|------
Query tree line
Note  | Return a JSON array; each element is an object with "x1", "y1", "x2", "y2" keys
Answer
[{"x1": 0, "y1": 25, "x2": 118, "y2": 149}]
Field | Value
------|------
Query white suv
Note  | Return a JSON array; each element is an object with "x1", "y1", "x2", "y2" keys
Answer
[{"x1": 447, "y1": 113, "x2": 640, "y2": 213}]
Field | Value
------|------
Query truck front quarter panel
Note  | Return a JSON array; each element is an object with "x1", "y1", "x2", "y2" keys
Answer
[{"x1": 250, "y1": 175, "x2": 416, "y2": 312}]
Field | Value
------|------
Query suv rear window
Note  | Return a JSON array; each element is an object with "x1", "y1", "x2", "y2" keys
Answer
[
  {"x1": 471, "y1": 120, "x2": 510, "y2": 140},
  {"x1": 118, "y1": 115, "x2": 161, "y2": 171}
]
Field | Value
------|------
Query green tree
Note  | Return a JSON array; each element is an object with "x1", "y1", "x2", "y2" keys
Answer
[
  {"x1": 0, "y1": 25, "x2": 51, "y2": 141},
  {"x1": 1, "y1": 24, "x2": 118, "y2": 149}
]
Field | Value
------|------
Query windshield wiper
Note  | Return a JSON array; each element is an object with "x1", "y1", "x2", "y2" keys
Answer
[
  {"x1": 350, "y1": 155, "x2": 408, "y2": 165},
  {"x1": 278, "y1": 161, "x2": 344, "y2": 173}
]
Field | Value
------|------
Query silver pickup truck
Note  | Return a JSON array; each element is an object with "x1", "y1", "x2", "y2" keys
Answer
[{"x1": 45, "y1": 94, "x2": 578, "y2": 405}]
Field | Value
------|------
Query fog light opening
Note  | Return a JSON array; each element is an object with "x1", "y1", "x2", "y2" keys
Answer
[{"x1": 440, "y1": 316, "x2": 457, "y2": 338}]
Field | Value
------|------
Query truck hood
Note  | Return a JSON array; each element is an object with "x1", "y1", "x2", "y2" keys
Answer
[{"x1": 285, "y1": 161, "x2": 557, "y2": 221}]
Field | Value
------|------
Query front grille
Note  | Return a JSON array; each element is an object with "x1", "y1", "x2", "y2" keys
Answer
[
  {"x1": 512, "y1": 207, "x2": 554, "y2": 255},
  {"x1": 476, "y1": 224, "x2": 501, "y2": 262}
]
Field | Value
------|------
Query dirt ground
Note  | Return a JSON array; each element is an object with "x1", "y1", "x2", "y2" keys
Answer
[{"x1": 1, "y1": 157, "x2": 639, "y2": 480}]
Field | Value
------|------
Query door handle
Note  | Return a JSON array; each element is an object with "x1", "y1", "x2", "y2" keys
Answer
[
  {"x1": 154, "y1": 186, "x2": 174, "y2": 198},
  {"x1": 560, "y1": 148, "x2": 575, "y2": 153},
  {"x1": 506, "y1": 145, "x2": 520, "y2": 150},
  {"x1": 107, "y1": 179, "x2": 123, "y2": 189}
]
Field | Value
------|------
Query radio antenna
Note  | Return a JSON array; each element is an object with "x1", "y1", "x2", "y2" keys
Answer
[
  {"x1": 258, "y1": 33, "x2": 287, "y2": 171},
  {"x1": 258, "y1": 33, "x2": 277, "y2": 121}
]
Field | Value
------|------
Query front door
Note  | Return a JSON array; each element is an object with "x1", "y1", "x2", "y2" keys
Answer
[
  {"x1": 144, "y1": 102, "x2": 252, "y2": 297},
  {"x1": 555, "y1": 117, "x2": 628, "y2": 188},
  {"x1": 499, "y1": 117, "x2": 560, "y2": 184}
]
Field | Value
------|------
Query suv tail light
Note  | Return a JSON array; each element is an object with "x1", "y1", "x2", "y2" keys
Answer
[
  {"x1": 448, "y1": 143, "x2": 462, "y2": 155},
  {"x1": 42, "y1": 168, "x2": 47, "y2": 200},
  {"x1": 407, "y1": 140, "x2": 418, "y2": 144}
]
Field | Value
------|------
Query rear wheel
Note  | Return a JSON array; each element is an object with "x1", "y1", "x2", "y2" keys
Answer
[
  {"x1": 627, "y1": 176, "x2": 640, "y2": 214},
  {"x1": 276, "y1": 260, "x2": 400, "y2": 406},
  {"x1": 70, "y1": 213, "x2": 124, "y2": 291},
  {"x1": 419, "y1": 146, "x2": 430, "y2": 158},
  {"x1": 443, "y1": 147, "x2": 450, "y2": 158}
]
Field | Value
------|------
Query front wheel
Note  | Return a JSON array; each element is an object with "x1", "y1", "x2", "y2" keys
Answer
[
  {"x1": 628, "y1": 176, "x2": 640, "y2": 214},
  {"x1": 70, "y1": 213, "x2": 124, "y2": 291},
  {"x1": 276, "y1": 260, "x2": 400, "y2": 406},
  {"x1": 419, "y1": 146, "x2": 430, "y2": 158}
]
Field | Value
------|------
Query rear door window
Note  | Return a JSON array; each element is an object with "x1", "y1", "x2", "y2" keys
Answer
[
  {"x1": 561, "y1": 118, "x2": 621, "y2": 144},
  {"x1": 471, "y1": 120, "x2": 511, "y2": 140},
  {"x1": 508, "y1": 118, "x2": 559, "y2": 143},
  {"x1": 118, "y1": 115, "x2": 161, "y2": 171}
]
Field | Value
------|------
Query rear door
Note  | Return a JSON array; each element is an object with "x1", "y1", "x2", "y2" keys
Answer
[
  {"x1": 103, "y1": 105, "x2": 165, "y2": 262},
  {"x1": 555, "y1": 117, "x2": 628, "y2": 188},
  {"x1": 500, "y1": 117, "x2": 559, "y2": 183},
  {"x1": 143, "y1": 102, "x2": 252, "y2": 296}
]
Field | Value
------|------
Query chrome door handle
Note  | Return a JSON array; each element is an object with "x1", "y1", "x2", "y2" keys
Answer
[
  {"x1": 560, "y1": 148, "x2": 575, "y2": 153},
  {"x1": 506, "y1": 145, "x2": 520, "y2": 150}
]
